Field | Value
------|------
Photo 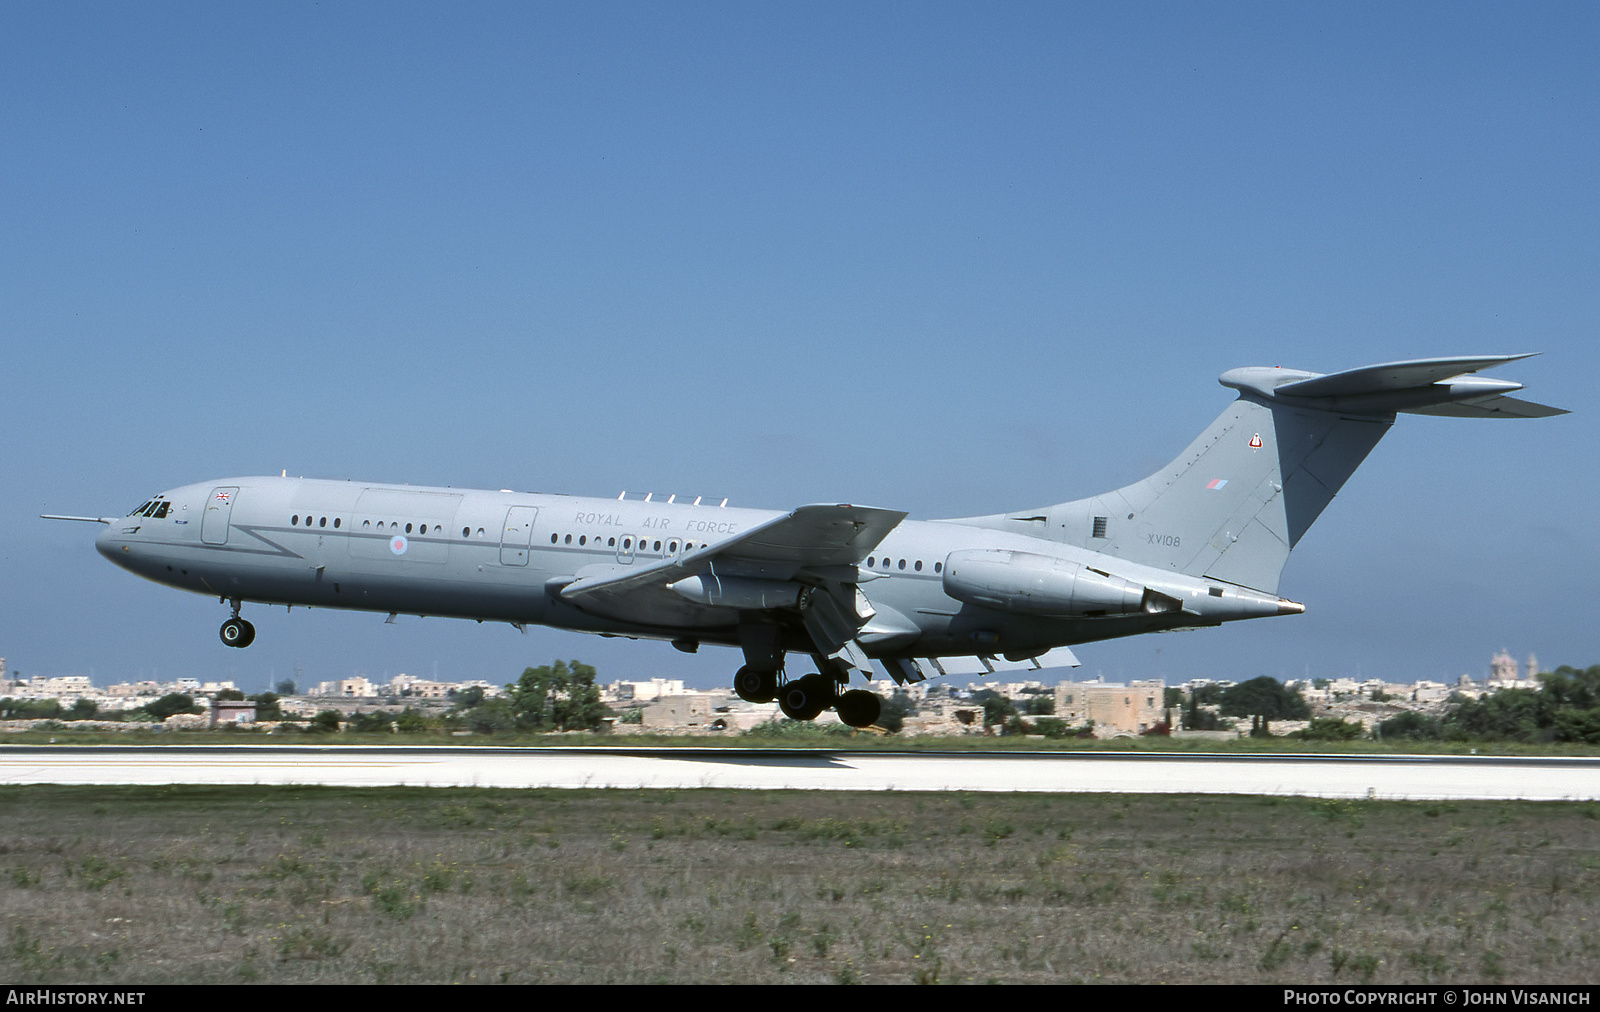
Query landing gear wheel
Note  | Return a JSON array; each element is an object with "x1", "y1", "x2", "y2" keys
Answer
[
  {"x1": 733, "y1": 665, "x2": 778, "y2": 704},
  {"x1": 835, "y1": 689, "x2": 882, "y2": 729},
  {"x1": 220, "y1": 618, "x2": 255, "y2": 649},
  {"x1": 777, "y1": 673, "x2": 833, "y2": 721}
]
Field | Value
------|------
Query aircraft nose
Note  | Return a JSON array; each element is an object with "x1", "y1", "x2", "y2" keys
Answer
[{"x1": 95, "y1": 523, "x2": 131, "y2": 568}]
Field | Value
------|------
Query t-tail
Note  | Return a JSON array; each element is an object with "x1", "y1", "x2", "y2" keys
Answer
[{"x1": 1027, "y1": 355, "x2": 1565, "y2": 595}]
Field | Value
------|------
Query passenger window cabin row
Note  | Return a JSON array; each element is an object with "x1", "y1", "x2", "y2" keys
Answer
[{"x1": 286, "y1": 514, "x2": 938, "y2": 575}]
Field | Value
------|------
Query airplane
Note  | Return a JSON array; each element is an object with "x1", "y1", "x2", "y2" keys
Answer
[{"x1": 45, "y1": 354, "x2": 1564, "y2": 729}]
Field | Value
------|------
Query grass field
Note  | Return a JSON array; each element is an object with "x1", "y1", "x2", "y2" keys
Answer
[{"x1": 2, "y1": 785, "x2": 1597, "y2": 984}]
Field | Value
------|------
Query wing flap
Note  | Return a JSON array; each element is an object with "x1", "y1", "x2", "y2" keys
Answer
[{"x1": 922, "y1": 646, "x2": 1082, "y2": 676}]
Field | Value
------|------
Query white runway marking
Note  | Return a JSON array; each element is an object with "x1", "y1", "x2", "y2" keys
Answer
[{"x1": 2, "y1": 746, "x2": 1597, "y2": 800}]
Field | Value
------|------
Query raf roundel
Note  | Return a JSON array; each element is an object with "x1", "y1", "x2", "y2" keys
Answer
[{"x1": 389, "y1": 535, "x2": 408, "y2": 555}]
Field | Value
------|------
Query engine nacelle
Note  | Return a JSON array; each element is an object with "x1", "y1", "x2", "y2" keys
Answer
[{"x1": 942, "y1": 549, "x2": 1146, "y2": 617}]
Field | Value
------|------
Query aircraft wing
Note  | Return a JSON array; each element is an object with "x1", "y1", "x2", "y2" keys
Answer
[{"x1": 558, "y1": 503, "x2": 908, "y2": 603}]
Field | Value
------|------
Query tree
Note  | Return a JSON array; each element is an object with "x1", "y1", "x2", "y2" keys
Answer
[
  {"x1": 1376, "y1": 710, "x2": 1443, "y2": 740},
  {"x1": 1182, "y1": 687, "x2": 1225, "y2": 731},
  {"x1": 1296, "y1": 717, "x2": 1365, "y2": 741},
  {"x1": 65, "y1": 699, "x2": 98, "y2": 721},
  {"x1": 274, "y1": 679, "x2": 297, "y2": 696},
  {"x1": 970, "y1": 689, "x2": 1015, "y2": 729},
  {"x1": 505, "y1": 660, "x2": 605, "y2": 732},
  {"x1": 1024, "y1": 693, "x2": 1055, "y2": 716},
  {"x1": 461, "y1": 698, "x2": 517, "y2": 735},
  {"x1": 1539, "y1": 665, "x2": 1600, "y2": 711},
  {"x1": 308, "y1": 710, "x2": 343, "y2": 733},
  {"x1": 0, "y1": 698, "x2": 62, "y2": 720},
  {"x1": 248, "y1": 692, "x2": 284, "y2": 721},
  {"x1": 395, "y1": 708, "x2": 430, "y2": 734},
  {"x1": 146, "y1": 693, "x2": 202, "y2": 720},
  {"x1": 877, "y1": 690, "x2": 913, "y2": 734},
  {"x1": 345, "y1": 711, "x2": 396, "y2": 733},
  {"x1": 1442, "y1": 667, "x2": 1600, "y2": 744},
  {"x1": 1447, "y1": 687, "x2": 1551, "y2": 742},
  {"x1": 1218, "y1": 676, "x2": 1309, "y2": 736}
]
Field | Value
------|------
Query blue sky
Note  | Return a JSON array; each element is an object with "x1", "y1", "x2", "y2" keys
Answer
[{"x1": 5, "y1": 3, "x2": 1595, "y2": 693}]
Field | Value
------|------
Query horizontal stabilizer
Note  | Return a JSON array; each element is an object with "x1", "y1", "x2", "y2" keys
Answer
[
  {"x1": 1406, "y1": 394, "x2": 1569, "y2": 419},
  {"x1": 1271, "y1": 354, "x2": 1537, "y2": 397},
  {"x1": 1222, "y1": 354, "x2": 1566, "y2": 418}
]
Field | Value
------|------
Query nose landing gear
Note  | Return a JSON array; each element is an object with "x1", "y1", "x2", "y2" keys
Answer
[
  {"x1": 220, "y1": 617, "x2": 256, "y2": 648},
  {"x1": 219, "y1": 598, "x2": 255, "y2": 648}
]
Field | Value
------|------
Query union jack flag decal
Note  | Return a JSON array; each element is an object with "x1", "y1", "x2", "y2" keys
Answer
[{"x1": 215, "y1": 490, "x2": 232, "y2": 503}]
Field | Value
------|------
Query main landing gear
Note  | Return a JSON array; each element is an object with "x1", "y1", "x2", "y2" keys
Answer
[
  {"x1": 220, "y1": 599, "x2": 255, "y2": 648},
  {"x1": 733, "y1": 664, "x2": 883, "y2": 729}
]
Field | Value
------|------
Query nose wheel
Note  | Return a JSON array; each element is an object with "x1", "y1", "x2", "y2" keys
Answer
[{"x1": 220, "y1": 617, "x2": 256, "y2": 648}]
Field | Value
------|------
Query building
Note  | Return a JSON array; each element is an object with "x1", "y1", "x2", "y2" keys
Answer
[
  {"x1": 209, "y1": 699, "x2": 257, "y2": 727},
  {"x1": 641, "y1": 694, "x2": 727, "y2": 731},
  {"x1": 1053, "y1": 679, "x2": 1166, "y2": 735},
  {"x1": 311, "y1": 677, "x2": 376, "y2": 698},
  {"x1": 1490, "y1": 650, "x2": 1521, "y2": 683},
  {"x1": 605, "y1": 678, "x2": 687, "y2": 703}
]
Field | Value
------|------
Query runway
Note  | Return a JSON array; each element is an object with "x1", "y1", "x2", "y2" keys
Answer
[{"x1": 1, "y1": 745, "x2": 1597, "y2": 800}]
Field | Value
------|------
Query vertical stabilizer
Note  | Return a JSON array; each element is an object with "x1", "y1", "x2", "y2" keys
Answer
[{"x1": 1035, "y1": 356, "x2": 1562, "y2": 594}]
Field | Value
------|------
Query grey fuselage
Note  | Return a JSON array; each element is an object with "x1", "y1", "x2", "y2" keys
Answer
[
  {"x1": 97, "y1": 476, "x2": 1287, "y2": 664},
  {"x1": 84, "y1": 356, "x2": 1564, "y2": 678}
]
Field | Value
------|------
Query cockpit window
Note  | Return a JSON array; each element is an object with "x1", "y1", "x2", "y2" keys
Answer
[{"x1": 129, "y1": 499, "x2": 171, "y2": 518}]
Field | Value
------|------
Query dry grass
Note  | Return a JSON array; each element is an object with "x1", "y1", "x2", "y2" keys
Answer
[{"x1": 1, "y1": 785, "x2": 1597, "y2": 984}]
